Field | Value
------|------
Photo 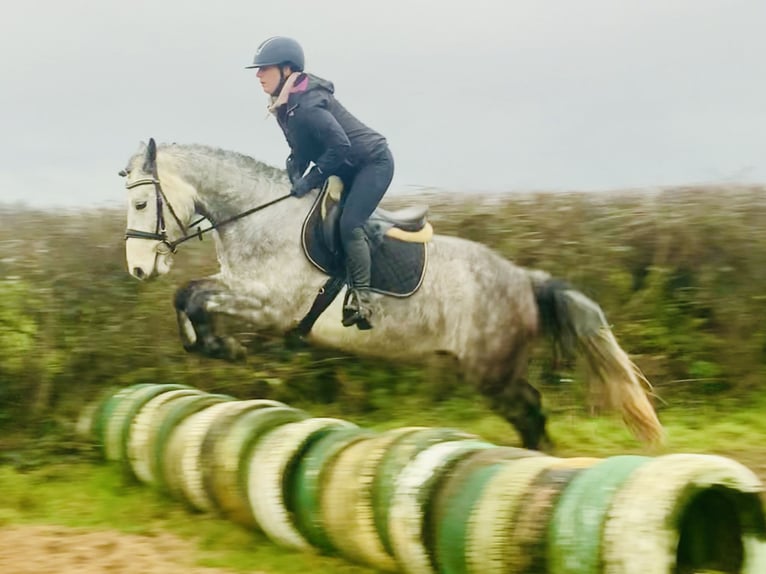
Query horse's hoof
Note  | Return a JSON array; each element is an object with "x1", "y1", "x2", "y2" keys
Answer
[
  {"x1": 284, "y1": 328, "x2": 310, "y2": 349},
  {"x1": 202, "y1": 335, "x2": 246, "y2": 361}
]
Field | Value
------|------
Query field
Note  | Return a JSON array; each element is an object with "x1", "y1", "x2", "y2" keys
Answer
[
  {"x1": 2, "y1": 399, "x2": 766, "y2": 573},
  {"x1": 1, "y1": 184, "x2": 765, "y2": 572}
]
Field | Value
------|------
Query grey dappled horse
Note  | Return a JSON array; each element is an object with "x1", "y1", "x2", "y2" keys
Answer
[{"x1": 121, "y1": 140, "x2": 663, "y2": 450}]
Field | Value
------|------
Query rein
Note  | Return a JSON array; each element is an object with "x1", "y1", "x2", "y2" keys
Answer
[{"x1": 124, "y1": 164, "x2": 292, "y2": 253}]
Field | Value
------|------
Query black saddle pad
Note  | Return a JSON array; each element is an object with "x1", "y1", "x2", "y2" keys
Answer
[{"x1": 300, "y1": 190, "x2": 427, "y2": 298}]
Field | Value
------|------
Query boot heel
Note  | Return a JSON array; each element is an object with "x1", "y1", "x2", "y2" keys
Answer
[
  {"x1": 355, "y1": 317, "x2": 372, "y2": 331},
  {"x1": 342, "y1": 289, "x2": 373, "y2": 329}
]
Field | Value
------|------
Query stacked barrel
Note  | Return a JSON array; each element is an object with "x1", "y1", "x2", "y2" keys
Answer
[{"x1": 81, "y1": 383, "x2": 766, "y2": 573}]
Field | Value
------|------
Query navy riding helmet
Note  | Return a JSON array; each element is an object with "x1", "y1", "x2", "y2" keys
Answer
[{"x1": 246, "y1": 36, "x2": 305, "y2": 71}]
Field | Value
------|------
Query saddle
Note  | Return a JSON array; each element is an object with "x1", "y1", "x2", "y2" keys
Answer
[
  {"x1": 293, "y1": 176, "x2": 433, "y2": 336},
  {"x1": 301, "y1": 176, "x2": 432, "y2": 295}
]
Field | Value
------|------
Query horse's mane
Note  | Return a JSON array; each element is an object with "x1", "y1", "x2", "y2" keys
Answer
[
  {"x1": 127, "y1": 142, "x2": 286, "y2": 187},
  {"x1": 161, "y1": 143, "x2": 286, "y2": 182},
  {"x1": 126, "y1": 142, "x2": 291, "y2": 224}
]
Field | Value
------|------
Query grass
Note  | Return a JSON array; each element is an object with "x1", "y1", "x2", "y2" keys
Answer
[
  {"x1": 2, "y1": 395, "x2": 765, "y2": 574},
  {"x1": 314, "y1": 388, "x2": 766, "y2": 460},
  {"x1": 0, "y1": 462, "x2": 378, "y2": 573}
]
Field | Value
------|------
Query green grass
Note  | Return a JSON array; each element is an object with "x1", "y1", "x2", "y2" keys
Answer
[{"x1": 314, "y1": 389, "x2": 766, "y2": 460}]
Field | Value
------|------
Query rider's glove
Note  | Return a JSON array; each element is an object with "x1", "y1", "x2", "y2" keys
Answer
[
  {"x1": 291, "y1": 176, "x2": 313, "y2": 198},
  {"x1": 290, "y1": 167, "x2": 324, "y2": 198}
]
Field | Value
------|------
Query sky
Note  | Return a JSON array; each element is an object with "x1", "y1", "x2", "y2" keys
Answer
[{"x1": 1, "y1": 0, "x2": 765, "y2": 208}]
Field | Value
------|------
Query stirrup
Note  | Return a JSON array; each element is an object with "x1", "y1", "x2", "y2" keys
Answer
[{"x1": 342, "y1": 289, "x2": 373, "y2": 330}]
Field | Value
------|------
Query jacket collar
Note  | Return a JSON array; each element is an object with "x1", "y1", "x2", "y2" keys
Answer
[{"x1": 268, "y1": 72, "x2": 309, "y2": 115}]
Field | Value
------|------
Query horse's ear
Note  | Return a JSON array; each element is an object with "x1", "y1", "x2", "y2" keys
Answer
[{"x1": 143, "y1": 138, "x2": 157, "y2": 172}]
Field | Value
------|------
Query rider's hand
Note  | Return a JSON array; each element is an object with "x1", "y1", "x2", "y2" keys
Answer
[
  {"x1": 290, "y1": 176, "x2": 313, "y2": 198},
  {"x1": 290, "y1": 167, "x2": 324, "y2": 198}
]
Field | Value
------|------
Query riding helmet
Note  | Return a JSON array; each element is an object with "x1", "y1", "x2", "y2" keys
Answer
[{"x1": 246, "y1": 36, "x2": 305, "y2": 71}]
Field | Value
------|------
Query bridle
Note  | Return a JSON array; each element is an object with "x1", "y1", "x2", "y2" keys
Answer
[
  {"x1": 123, "y1": 162, "x2": 292, "y2": 255},
  {"x1": 124, "y1": 161, "x2": 187, "y2": 255}
]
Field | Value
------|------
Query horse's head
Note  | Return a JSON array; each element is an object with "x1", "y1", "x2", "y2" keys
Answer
[{"x1": 121, "y1": 139, "x2": 197, "y2": 280}]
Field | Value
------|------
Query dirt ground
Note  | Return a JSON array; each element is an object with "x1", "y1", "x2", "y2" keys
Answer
[{"x1": 0, "y1": 525, "x2": 253, "y2": 574}]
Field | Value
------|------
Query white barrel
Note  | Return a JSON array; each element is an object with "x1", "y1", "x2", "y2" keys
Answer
[
  {"x1": 126, "y1": 388, "x2": 205, "y2": 484},
  {"x1": 388, "y1": 439, "x2": 496, "y2": 574},
  {"x1": 204, "y1": 406, "x2": 309, "y2": 528},
  {"x1": 321, "y1": 427, "x2": 426, "y2": 571},
  {"x1": 603, "y1": 453, "x2": 765, "y2": 574},
  {"x1": 247, "y1": 417, "x2": 356, "y2": 550},
  {"x1": 465, "y1": 455, "x2": 562, "y2": 574}
]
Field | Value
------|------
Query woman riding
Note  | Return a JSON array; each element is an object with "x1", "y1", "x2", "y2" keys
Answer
[{"x1": 246, "y1": 36, "x2": 394, "y2": 330}]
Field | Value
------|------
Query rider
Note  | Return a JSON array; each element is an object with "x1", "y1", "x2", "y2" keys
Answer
[{"x1": 246, "y1": 36, "x2": 394, "y2": 330}]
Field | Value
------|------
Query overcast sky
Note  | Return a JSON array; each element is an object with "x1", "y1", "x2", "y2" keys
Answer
[{"x1": 1, "y1": 0, "x2": 765, "y2": 208}]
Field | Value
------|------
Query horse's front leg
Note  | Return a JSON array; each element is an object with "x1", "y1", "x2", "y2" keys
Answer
[{"x1": 173, "y1": 278, "x2": 279, "y2": 361}]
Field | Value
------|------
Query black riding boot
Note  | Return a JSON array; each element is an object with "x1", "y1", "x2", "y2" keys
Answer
[{"x1": 342, "y1": 227, "x2": 373, "y2": 330}]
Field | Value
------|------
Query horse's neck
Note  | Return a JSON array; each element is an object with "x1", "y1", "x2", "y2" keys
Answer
[
  {"x1": 180, "y1": 153, "x2": 306, "y2": 277},
  {"x1": 188, "y1": 163, "x2": 286, "y2": 224}
]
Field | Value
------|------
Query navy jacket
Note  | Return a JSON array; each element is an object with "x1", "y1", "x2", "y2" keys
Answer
[{"x1": 276, "y1": 74, "x2": 388, "y2": 186}]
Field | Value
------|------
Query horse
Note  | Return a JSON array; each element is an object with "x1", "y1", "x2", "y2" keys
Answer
[{"x1": 120, "y1": 139, "x2": 663, "y2": 450}]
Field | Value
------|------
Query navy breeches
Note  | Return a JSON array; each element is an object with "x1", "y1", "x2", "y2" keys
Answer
[{"x1": 339, "y1": 146, "x2": 395, "y2": 245}]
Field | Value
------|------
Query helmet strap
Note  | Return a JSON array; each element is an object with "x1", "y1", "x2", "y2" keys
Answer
[
  {"x1": 267, "y1": 71, "x2": 301, "y2": 115},
  {"x1": 272, "y1": 66, "x2": 289, "y2": 97}
]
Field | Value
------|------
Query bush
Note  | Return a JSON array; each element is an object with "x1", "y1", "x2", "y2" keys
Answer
[{"x1": 1, "y1": 185, "x2": 764, "y2": 432}]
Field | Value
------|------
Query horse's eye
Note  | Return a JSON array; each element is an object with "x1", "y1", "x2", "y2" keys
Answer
[{"x1": 135, "y1": 201, "x2": 148, "y2": 210}]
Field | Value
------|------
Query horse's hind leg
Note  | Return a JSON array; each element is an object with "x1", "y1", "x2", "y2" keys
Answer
[
  {"x1": 424, "y1": 350, "x2": 464, "y2": 402},
  {"x1": 474, "y1": 346, "x2": 551, "y2": 451},
  {"x1": 482, "y1": 376, "x2": 550, "y2": 451}
]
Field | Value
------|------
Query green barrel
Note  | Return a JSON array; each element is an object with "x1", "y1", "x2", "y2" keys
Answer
[
  {"x1": 291, "y1": 426, "x2": 376, "y2": 553},
  {"x1": 127, "y1": 388, "x2": 206, "y2": 483},
  {"x1": 433, "y1": 447, "x2": 543, "y2": 574},
  {"x1": 548, "y1": 455, "x2": 651, "y2": 574},
  {"x1": 247, "y1": 417, "x2": 356, "y2": 550},
  {"x1": 204, "y1": 405, "x2": 309, "y2": 528},
  {"x1": 77, "y1": 386, "x2": 119, "y2": 441},
  {"x1": 321, "y1": 427, "x2": 425, "y2": 572},
  {"x1": 107, "y1": 384, "x2": 193, "y2": 466},
  {"x1": 372, "y1": 427, "x2": 479, "y2": 556},
  {"x1": 153, "y1": 393, "x2": 233, "y2": 494},
  {"x1": 93, "y1": 384, "x2": 153, "y2": 455},
  {"x1": 508, "y1": 457, "x2": 599, "y2": 573},
  {"x1": 388, "y1": 439, "x2": 497, "y2": 574},
  {"x1": 171, "y1": 400, "x2": 264, "y2": 511},
  {"x1": 464, "y1": 455, "x2": 562, "y2": 574}
]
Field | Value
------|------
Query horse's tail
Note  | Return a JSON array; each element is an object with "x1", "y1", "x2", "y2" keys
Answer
[{"x1": 529, "y1": 271, "x2": 664, "y2": 445}]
